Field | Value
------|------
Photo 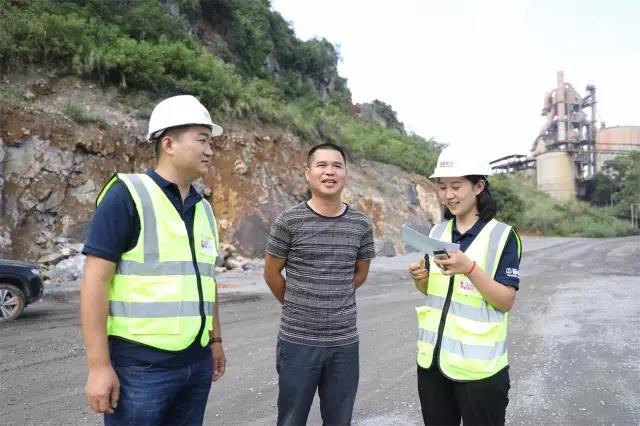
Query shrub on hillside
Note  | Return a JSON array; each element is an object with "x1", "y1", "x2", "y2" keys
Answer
[
  {"x1": 491, "y1": 174, "x2": 637, "y2": 237},
  {"x1": 490, "y1": 174, "x2": 525, "y2": 225},
  {"x1": 63, "y1": 102, "x2": 107, "y2": 128}
]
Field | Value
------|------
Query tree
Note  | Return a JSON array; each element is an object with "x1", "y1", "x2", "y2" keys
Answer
[
  {"x1": 591, "y1": 151, "x2": 640, "y2": 216},
  {"x1": 489, "y1": 174, "x2": 525, "y2": 226}
]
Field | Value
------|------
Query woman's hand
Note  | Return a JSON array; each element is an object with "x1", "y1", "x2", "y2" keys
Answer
[
  {"x1": 409, "y1": 259, "x2": 428, "y2": 281},
  {"x1": 434, "y1": 251, "x2": 474, "y2": 276},
  {"x1": 410, "y1": 259, "x2": 429, "y2": 294}
]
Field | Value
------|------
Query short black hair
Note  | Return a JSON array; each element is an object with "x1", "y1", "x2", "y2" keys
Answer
[
  {"x1": 150, "y1": 125, "x2": 192, "y2": 157},
  {"x1": 307, "y1": 143, "x2": 346, "y2": 166},
  {"x1": 442, "y1": 175, "x2": 499, "y2": 221}
]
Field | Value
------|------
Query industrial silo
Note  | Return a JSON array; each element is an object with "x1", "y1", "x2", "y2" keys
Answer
[
  {"x1": 595, "y1": 126, "x2": 640, "y2": 171},
  {"x1": 536, "y1": 151, "x2": 576, "y2": 201}
]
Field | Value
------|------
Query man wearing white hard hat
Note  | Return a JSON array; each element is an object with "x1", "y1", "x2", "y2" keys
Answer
[
  {"x1": 408, "y1": 145, "x2": 522, "y2": 425},
  {"x1": 81, "y1": 95, "x2": 225, "y2": 426}
]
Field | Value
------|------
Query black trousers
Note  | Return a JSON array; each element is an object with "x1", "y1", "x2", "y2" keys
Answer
[{"x1": 417, "y1": 365, "x2": 510, "y2": 426}]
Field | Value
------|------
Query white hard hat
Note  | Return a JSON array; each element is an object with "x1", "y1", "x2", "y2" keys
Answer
[
  {"x1": 430, "y1": 145, "x2": 492, "y2": 178},
  {"x1": 147, "y1": 95, "x2": 223, "y2": 141}
]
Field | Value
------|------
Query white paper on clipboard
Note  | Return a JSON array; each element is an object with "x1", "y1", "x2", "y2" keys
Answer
[{"x1": 401, "y1": 224, "x2": 460, "y2": 255}]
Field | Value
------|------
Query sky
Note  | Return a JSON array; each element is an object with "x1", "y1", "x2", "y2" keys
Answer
[{"x1": 270, "y1": 0, "x2": 640, "y2": 160}]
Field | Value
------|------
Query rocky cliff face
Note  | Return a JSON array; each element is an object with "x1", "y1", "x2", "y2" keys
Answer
[
  {"x1": 0, "y1": 73, "x2": 441, "y2": 283},
  {"x1": 353, "y1": 100, "x2": 407, "y2": 136}
]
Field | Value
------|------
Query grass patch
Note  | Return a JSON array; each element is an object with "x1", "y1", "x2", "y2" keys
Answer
[
  {"x1": 63, "y1": 102, "x2": 107, "y2": 129},
  {"x1": 0, "y1": 85, "x2": 32, "y2": 109},
  {"x1": 121, "y1": 90, "x2": 154, "y2": 119}
]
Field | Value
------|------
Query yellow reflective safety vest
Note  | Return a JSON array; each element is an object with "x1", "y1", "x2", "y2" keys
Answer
[
  {"x1": 416, "y1": 219, "x2": 514, "y2": 381},
  {"x1": 97, "y1": 173, "x2": 218, "y2": 351}
]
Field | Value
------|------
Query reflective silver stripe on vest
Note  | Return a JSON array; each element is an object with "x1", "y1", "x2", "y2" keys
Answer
[
  {"x1": 418, "y1": 328, "x2": 438, "y2": 346},
  {"x1": 484, "y1": 221, "x2": 510, "y2": 276},
  {"x1": 117, "y1": 260, "x2": 215, "y2": 277},
  {"x1": 471, "y1": 221, "x2": 510, "y2": 323},
  {"x1": 109, "y1": 301, "x2": 214, "y2": 318},
  {"x1": 425, "y1": 294, "x2": 447, "y2": 311},
  {"x1": 201, "y1": 199, "x2": 218, "y2": 247},
  {"x1": 116, "y1": 174, "x2": 214, "y2": 277},
  {"x1": 425, "y1": 294, "x2": 505, "y2": 323},
  {"x1": 440, "y1": 335, "x2": 507, "y2": 360},
  {"x1": 418, "y1": 328, "x2": 507, "y2": 360},
  {"x1": 129, "y1": 174, "x2": 160, "y2": 263},
  {"x1": 430, "y1": 221, "x2": 448, "y2": 240}
]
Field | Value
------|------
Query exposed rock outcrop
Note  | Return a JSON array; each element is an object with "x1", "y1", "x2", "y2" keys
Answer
[
  {"x1": 354, "y1": 100, "x2": 407, "y2": 135},
  {"x1": 0, "y1": 74, "x2": 441, "y2": 283}
]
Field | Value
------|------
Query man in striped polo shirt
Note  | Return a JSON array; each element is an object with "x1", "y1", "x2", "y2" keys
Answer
[{"x1": 264, "y1": 142, "x2": 376, "y2": 426}]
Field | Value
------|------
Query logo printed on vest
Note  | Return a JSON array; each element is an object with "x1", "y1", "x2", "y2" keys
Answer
[
  {"x1": 459, "y1": 279, "x2": 479, "y2": 295},
  {"x1": 201, "y1": 237, "x2": 216, "y2": 256}
]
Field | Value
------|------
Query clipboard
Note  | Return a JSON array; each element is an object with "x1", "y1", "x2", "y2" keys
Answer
[{"x1": 401, "y1": 224, "x2": 460, "y2": 255}]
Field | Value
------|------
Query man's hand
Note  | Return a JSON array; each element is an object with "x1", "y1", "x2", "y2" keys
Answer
[
  {"x1": 212, "y1": 343, "x2": 226, "y2": 382},
  {"x1": 263, "y1": 254, "x2": 287, "y2": 304},
  {"x1": 85, "y1": 366, "x2": 120, "y2": 414}
]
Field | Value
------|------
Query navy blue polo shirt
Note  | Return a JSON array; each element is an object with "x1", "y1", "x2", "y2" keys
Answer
[
  {"x1": 82, "y1": 169, "x2": 211, "y2": 367},
  {"x1": 425, "y1": 218, "x2": 521, "y2": 289}
]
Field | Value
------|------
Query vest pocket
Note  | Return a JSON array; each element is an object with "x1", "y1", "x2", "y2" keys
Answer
[
  {"x1": 416, "y1": 305, "x2": 432, "y2": 324},
  {"x1": 449, "y1": 316, "x2": 506, "y2": 374},
  {"x1": 128, "y1": 317, "x2": 181, "y2": 335},
  {"x1": 453, "y1": 315, "x2": 500, "y2": 336}
]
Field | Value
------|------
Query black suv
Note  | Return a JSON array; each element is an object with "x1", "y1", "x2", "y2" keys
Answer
[{"x1": 0, "y1": 259, "x2": 44, "y2": 321}]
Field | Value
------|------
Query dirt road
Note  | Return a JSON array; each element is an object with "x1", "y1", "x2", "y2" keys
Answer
[{"x1": 1, "y1": 236, "x2": 639, "y2": 425}]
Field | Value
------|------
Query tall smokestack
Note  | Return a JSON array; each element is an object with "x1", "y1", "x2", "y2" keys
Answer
[
  {"x1": 557, "y1": 71, "x2": 566, "y2": 142},
  {"x1": 591, "y1": 85, "x2": 597, "y2": 139}
]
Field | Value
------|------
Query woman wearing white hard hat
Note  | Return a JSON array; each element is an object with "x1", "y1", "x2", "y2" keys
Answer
[
  {"x1": 409, "y1": 145, "x2": 522, "y2": 425},
  {"x1": 81, "y1": 95, "x2": 226, "y2": 425}
]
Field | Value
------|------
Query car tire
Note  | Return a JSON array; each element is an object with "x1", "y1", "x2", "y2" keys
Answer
[{"x1": 0, "y1": 283, "x2": 26, "y2": 321}]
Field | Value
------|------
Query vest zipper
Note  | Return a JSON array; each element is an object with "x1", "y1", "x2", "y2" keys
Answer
[{"x1": 432, "y1": 275, "x2": 455, "y2": 368}]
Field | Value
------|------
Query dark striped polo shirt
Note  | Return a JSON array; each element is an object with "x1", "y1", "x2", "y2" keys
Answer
[{"x1": 265, "y1": 201, "x2": 375, "y2": 347}]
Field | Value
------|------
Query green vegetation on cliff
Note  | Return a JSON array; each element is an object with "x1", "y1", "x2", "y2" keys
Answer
[{"x1": 0, "y1": 0, "x2": 439, "y2": 174}]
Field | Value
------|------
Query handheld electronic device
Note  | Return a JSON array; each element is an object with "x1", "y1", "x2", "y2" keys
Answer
[
  {"x1": 432, "y1": 249, "x2": 449, "y2": 260},
  {"x1": 432, "y1": 249, "x2": 449, "y2": 271}
]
